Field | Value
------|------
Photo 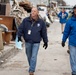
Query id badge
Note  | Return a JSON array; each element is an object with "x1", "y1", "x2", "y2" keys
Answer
[{"x1": 28, "y1": 30, "x2": 31, "y2": 35}]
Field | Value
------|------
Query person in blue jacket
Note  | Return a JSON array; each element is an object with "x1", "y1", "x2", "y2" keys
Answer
[
  {"x1": 18, "y1": 7, "x2": 48, "y2": 75},
  {"x1": 58, "y1": 8, "x2": 68, "y2": 33},
  {"x1": 62, "y1": 5, "x2": 76, "y2": 75}
]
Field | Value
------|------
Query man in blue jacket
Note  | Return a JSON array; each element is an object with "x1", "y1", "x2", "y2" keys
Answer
[
  {"x1": 62, "y1": 5, "x2": 76, "y2": 75},
  {"x1": 18, "y1": 7, "x2": 48, "y2": 75},
  {"x1": 58, "y1": 8, "x2": 68, "y2": 33}
]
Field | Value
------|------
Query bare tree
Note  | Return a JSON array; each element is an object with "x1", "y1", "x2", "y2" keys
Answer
[{"x1": 57, "y1": 0, "x2": 66, "y2": 6}]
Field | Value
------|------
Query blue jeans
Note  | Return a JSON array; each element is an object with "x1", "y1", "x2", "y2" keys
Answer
[
  {"x1": 25, "y1": 42, "x2": 40, "y2": 72},
  {"x1": 69, "y1": 45, "x2": 76, "y2": 74}
]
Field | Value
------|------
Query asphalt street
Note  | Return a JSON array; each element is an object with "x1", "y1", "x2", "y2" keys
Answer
[{"x1": 0, "y1": 20, "x2": 71, "y2": 75}]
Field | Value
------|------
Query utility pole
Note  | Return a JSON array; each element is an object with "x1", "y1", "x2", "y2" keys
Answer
[
  {"x1": 48, "y1": 0, "x2": 50, "y2": 6},
  {"x1": 40, "y1": 0, "x2": 41, "y2": 4}
]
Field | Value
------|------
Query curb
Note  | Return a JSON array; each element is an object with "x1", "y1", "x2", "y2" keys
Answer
[{"x1": 0, "y1": 46, "x2": 19, "y2": 65}]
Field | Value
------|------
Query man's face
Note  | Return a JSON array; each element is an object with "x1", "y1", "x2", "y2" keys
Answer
[
  {"x1": 31, "y1": 7, "x2": 38, "y2": 19},
  {"x1": 62, "y1": 8, "x2": 65, "y2": 13},
  {"x1": 73, "y1": 8, "x2": 76, "y2": 15}
]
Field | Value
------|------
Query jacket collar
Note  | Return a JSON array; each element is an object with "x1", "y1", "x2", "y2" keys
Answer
[
  {"x1": 26, "y1": 16, "x2": 40, "y2": 22},
  {"x1": 71, "y1": 16, "x2": 76, "y2": 21},
  {"x1": 60, "y1": 11, "x2": 66, "y2": 14}
]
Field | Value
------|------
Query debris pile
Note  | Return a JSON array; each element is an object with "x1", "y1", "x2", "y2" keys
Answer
[{"x1": 11, "y1": 0, "x2": 32, "y2": 25}]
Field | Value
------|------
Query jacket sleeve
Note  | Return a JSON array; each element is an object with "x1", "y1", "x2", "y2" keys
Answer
[
  {"x1": 17, "y1": 19, "x2": 25, "y2": 38},
  {"x1": 58, "y1": 12, "x2": 61, "y2": 18},
  {"x1": 41, "y1": 20, "x2": 48, "y2": 43},
  {"x1": 62, "y1": 20, "x2": 71, "y2": 42}
]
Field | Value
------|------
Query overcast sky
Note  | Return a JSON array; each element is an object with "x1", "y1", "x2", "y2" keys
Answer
[{"x1": 64, "y1": 0, "x2": 76, "y2": 6}]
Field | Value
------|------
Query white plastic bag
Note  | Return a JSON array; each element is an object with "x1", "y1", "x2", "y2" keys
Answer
[{"x1": 15, "y1": 35, "x2": 23, "y2": 50}]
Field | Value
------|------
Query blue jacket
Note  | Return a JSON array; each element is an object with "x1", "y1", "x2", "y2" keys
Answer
[
  {"x1": 62, "y1": 16, "x2": 76, "y2": 46},
  {"x1": 58, "y1": 11, "x2": 68, "y2": 24},
  {"x1": 18, "y1": 17, "x2": 48, "y2": 43}
]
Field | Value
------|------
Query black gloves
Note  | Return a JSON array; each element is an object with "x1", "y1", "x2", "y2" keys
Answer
[
  {"x1": 18, "y1": 37, "x2": 22, "y2": 42},
  {"x1": 61, "y1": 41, "x2": 65, "y2": 47},
  {"x1": 43, "y1": 42, "x2": 48, "y2": 49}
]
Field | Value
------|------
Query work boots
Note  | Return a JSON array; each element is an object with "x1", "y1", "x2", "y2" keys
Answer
[{"x1": 29, "y1": 72, "x2": 34, "y2": 75}]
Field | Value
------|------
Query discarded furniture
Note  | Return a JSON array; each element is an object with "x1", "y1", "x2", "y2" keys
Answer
[
  {"x1": 0, "y1": 30, "x2": 4, "y2": 50},
  {"x1": 0, "y1": 15, "x2": 16, "y2": 44}
]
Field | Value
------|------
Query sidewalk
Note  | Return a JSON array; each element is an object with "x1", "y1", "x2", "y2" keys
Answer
[{"x1": 0, "y1": 42, "x2": 18, "y2": 65}]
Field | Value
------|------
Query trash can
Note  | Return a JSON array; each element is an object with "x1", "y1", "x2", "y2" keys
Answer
[{"x1": 0, "y1": 30, "x2": 4, "y2": 50}]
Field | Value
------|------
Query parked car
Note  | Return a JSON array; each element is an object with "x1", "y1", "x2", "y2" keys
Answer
[{"x1": 37, "y1": 5, "x2": 51, "y2": 27}]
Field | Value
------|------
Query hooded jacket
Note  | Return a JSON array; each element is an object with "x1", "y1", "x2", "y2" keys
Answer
[
  {"x1": 62, "y1": 16, "x2": 76, "y2": 46},
  {"x1": 18, "y1": 17, "x2": 48, "y2": 43},
  {"x1": 58, "y1": 11, "x2": 68, "y2": 24}
]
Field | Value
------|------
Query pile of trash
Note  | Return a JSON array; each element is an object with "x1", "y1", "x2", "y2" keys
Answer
[{"x1": 10, "y1": 0, "x2": 32, "y2": 26}]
